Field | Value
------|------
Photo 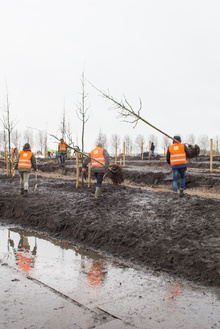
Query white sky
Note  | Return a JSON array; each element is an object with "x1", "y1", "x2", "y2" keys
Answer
[{"x1": 0, "y1": 0, "x2": 220, "y2": 153}]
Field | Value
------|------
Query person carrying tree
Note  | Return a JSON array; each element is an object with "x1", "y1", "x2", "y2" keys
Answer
[
  {"x1": 166, "y1": 136, "x2": 191, "y2": 199},
  {"x1": 82, "y1": 143, "x2": 110, "y2": 199}
]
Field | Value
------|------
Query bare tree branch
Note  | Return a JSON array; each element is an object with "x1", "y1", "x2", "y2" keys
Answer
[
  {"x1": 1, "y1": 83, "x2": 18, "y2": 148},
  {"x1": 76, "y1": 70, "x2": 91, "y2": 152},
  {"x1": 88, "y1": 82, "x2": 179, "y2": 143},
  {"x1": 1, "y1": 82, "x2": 18, "y2": 176}
]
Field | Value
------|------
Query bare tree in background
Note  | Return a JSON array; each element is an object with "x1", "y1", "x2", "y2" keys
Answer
[
  {"x1": 60, "y1": 107, "x2": 66, "y2": 140},
  {"x1": 23, "y1": 129, "x2": 34, "y2": 148},
  {"x1": 213, "y1": 135, "x2": 220, "y2": 155},
  {"x1": 1, "y1": 84, "x2": 17, "y2": 154},
  {"x1": 37, "y1": 130, "x2": 44, "y2": 154},
  {"x1": 76, "y1": 71, "x2": 90, "y2": 152},
  {"x1": 124, "y1": 135, "x2": 132, "y2": 155},
  {"x1": 186, "y1": 133, "x2": 196, "y2": 145},
  {"x1": 198, "y1": 134, "x2": 209, "y2": 155},
  {"x1": 135, "y1": 134, "x2": 145, "y2": 153},
  {"x1": 3, "y1": 130, "x2": 7, "y2": 151},
  {"x1": 149, "y1": 134, "x2": 158, "y2": 149},
  {"x1": 162, "y1": 135, "x2": 170, "y2": 154},
  {"x1": 1, "y1": 83, "x2": 18, "y2": 175},
  {"x1": 44, "y1": 130, "x2": 47, "y2": 157},
  {"x1": 11, "y1": 129, "x2": 21, "y2": 150},
  {"x1": 95, "y1": 130, "x2": 108, "y2": 148},
  {"x1": 66, "y1": 120, "x2": 74, "y2": 147},
  {"x1": 111, "y1": 133, "x2": 120, "y2": 154}
]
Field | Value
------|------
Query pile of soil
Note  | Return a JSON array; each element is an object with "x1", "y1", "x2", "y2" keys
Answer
[{"x1": 1, "y1": 157, "x2": 220, "y2": 288}]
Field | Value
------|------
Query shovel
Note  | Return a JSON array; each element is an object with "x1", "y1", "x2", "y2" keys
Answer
[
  {"x1": 34, "y1": 172, "x2": 38, "y2": 191},
  {"x1": 83, "y1": 170, "x2": 87, "y2": 181}
]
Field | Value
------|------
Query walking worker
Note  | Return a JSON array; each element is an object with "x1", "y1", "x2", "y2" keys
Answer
[
  {"x1": 166, "y1": 136, "x2": 191, "y2": 198},
  {"x1": 82, "y1": 143, "x2": 110, "y2": 199},
  {"x1": 58, "y1": 138, "x2": 67, "y2": 164},
  {"x1": 14, "y1": 143, "x2": 37, "y2": 196},
  {"x1": 150, "y1": 142, "x2": 155, "y2": 156}
]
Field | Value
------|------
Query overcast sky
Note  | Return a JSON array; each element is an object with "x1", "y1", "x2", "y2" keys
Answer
[{"x1": 0, "y1": 0, "x2": 220, "y2": 153}]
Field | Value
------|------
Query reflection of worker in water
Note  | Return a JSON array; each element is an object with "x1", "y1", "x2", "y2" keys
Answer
[
  {"x1": 88, "y1": 260, "x2": 106, "y2": 287},
  {"x1": 165, "y1": 283, "x2": 183, "y2": 305},
  {"x1": 8, "y1": 233, "x2": 37, "y2": 274}
]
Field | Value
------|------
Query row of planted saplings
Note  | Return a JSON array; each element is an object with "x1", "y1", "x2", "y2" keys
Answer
[{"x1": 4, "y1": 151, "x2": 16, "y2": 177}]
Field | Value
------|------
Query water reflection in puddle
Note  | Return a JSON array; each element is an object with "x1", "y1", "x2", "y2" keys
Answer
[
  {"x1": 0, "y1": 226, "x2": 109, "y2": 291},
  {"x1": 1, "y1": 225, "x2": 220, "y2": 328}
]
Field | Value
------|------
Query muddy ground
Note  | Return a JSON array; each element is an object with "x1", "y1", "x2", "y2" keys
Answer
[{"x1": 1, "y1": 156, "x2": 220, "y2": 288}]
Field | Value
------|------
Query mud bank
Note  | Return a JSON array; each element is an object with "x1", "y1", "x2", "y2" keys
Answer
[{"x1": 1, "y1": 162, "x2": 220, "y2": 288}]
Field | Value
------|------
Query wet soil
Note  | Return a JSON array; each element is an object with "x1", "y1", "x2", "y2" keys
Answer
[{"x1": 1, "y1": 156, "x2": 220, "y2": 288}]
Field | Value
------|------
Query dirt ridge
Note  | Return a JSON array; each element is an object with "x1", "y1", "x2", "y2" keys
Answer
[{"x1": 1, "y1": 170, "x2": 220, "y2": 288}]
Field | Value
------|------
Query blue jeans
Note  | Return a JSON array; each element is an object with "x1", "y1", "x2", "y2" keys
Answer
[
  {"x1": 94, "y1": 172, "x2": 105, "y2": 188},
  {"x1": 172, "y1": 168, "x2": 186, "y2": 192},
  {"x1": 60, "y1": 153, "x2": 66, "y2": 163}
]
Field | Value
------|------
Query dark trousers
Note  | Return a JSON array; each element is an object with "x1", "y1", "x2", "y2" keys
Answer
[
  {"x1": 59, "y1": 153, "x2": 66, "y2": 163},
  {"x1": 94, "y1": 172, "x2": 105, "y2": 188}
]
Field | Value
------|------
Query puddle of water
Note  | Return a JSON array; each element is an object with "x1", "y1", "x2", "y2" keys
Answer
[{"x1": 1, "y1": 225, "x2": 220, "y2": 328}]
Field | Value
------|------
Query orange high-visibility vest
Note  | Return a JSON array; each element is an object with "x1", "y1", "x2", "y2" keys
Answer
[
  {"x1": 169, "y1": 143, "x2": 187, "y2": 166},
  {"x1": 59, "y1": 142, "x2": 66, "y2": 151},
  {"x1": 18, "y1": 150, "x2": 33, "y2": 169},
  {"x1": 91, "y1": 147, "x2": 105, "y2": 167},
  {"x1": 17, "y1": 252, "x2": 31, "y2": 274},
  {"x1": 88, "y1": 266, "x2": 102, "y2": 286}
]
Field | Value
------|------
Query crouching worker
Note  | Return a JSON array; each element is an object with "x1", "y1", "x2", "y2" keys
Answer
[
  {"x1": 14, "y1": 143, "x2": 37, "y2": 196},
  {"x1": 167, "y1": 136, "x2": 191, "y2": 199},
  {"x1": 82, "y1": 143, "x2": 110, "y2": 199}
]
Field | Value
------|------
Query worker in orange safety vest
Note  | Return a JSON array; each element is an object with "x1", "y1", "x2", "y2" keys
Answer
[
  {"x1": 11, "y1": 147, "x2": 18, "y2": 156},
  {"x1": 14, "y1": 143, "x2": 37, "y2": 196},
  {"x1": 166, "y1": 136, "x2": 191, "y2": 199},
  {"x1": 82, "y1": 143, "x2": 110, "y2": 199},
  {"x1": 58, "y1": 138, "x2": 67, "y2": 164}
]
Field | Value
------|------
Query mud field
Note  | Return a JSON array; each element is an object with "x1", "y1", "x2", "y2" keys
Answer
[{"x1": 1, "y1": 156, "x2": 220, "y2": 288}]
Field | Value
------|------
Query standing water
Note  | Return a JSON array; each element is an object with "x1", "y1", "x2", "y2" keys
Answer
[{"x1": 0, "y1": 225, "x2": 220, "y2": 329}]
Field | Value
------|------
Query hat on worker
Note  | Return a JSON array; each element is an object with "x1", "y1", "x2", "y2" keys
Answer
[{"x1": 173, "y1": 136, "x2": 181, "y2": 143}]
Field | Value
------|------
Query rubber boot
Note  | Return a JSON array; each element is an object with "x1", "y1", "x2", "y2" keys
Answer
[
  {"x1": 95, "y1": 187, "x2": 101, "y2": 199},
  {"x1": 24, "y1": 190, "x2": 28, "y2": 197},
  {"x1": 179, "y1": 189, "x2": 184, "y2": 197},
  {"x1": 20, "y1": 188, "x2": 24, "y2": 195},
  {"x1": 173, "y1": 192, "x2": 179, "y2": 199}
]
